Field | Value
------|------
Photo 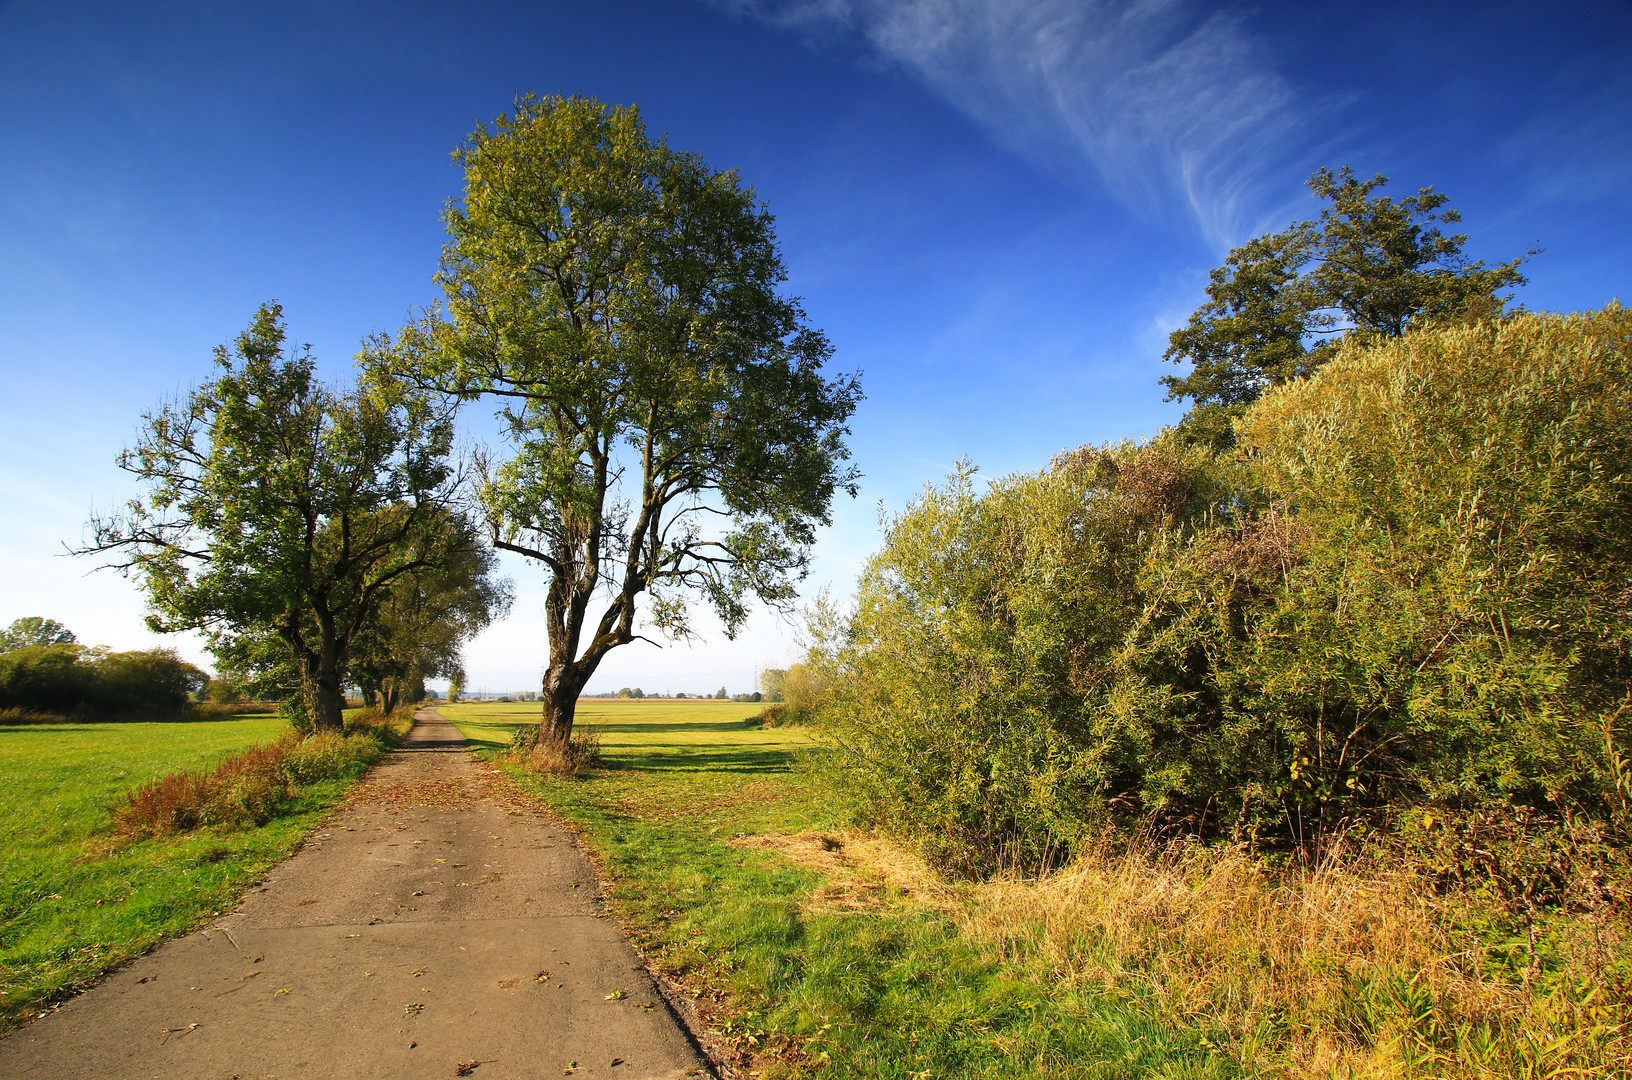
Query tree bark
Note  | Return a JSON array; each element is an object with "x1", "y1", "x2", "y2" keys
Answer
[
  {"x1": 309, "y1": 638, "x2": 347, "y2": 732},
  {"x1": 540, "y1": 664, "x2": 589, "y2": 745}
]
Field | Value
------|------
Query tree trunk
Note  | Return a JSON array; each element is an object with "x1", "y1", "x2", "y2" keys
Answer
[
  {"x1": 311, "y1": 641, "x2": 347, "y2": 732},
  {"x1": 540, "y1": 664, "x2": 589, "y2": 745}
]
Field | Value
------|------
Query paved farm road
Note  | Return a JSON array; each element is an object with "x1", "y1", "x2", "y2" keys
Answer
[{"x1": 0, "y1": 710, "x2": 708, "y2": 1080}]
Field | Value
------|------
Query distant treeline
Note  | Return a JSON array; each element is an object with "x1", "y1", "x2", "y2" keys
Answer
[
  {"x1": 0, "y1": 643, "x2": 206, "y2": 718},
  {"x1": 813, "y1": 309, "x2": 1632, "y2": 871}
]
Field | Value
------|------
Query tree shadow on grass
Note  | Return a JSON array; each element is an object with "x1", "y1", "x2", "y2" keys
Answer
[
  {"x1": 448, "y1": 718, "x2": 797, "y2": 774},
  {"x1": 601, "y1": 745, "x2": 796, "y2": 774},
  {"x1": 451, "y1": 729, "x2": 516, "y2": 753},
  {"x1": 585, "y1": 720, "x2": 767, "y2": 735}
]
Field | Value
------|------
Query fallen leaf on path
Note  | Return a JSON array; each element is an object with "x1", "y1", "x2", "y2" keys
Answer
[
  {"x1": 454, "y1": 1059, "x2": 495, "y2": 1076},
  {"x1": 604, "y1": 989, "x2": 626, "y2": 1000},
  {"x1": 611, "y1": 1058, "x2": 624, "y2": 1067},
  {"x1": 405, "y1": 1003, "x2": 424, "y2": 1016},
  {"x1": 534, "y1": 970, "x2": 551, "y2": 982}
]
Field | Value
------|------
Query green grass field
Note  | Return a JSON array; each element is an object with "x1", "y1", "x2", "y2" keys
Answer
[
  {"x1": 0, "y1": 715, "x2": 360, "y2": 1031},
  {"x1": 441, "y1": 700, "x2": 1218, "y2": 1080}
]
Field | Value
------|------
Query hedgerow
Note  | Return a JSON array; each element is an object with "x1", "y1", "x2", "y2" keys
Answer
[{"x1": 819, "y1": 307, "x2": 1632, "y2": 871}]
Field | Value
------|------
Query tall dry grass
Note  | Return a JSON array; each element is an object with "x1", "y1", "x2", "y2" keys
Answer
[
  {"x1": 505, "y1": 723, "x2": 602, "y2": 777},
  {"x1": 113, "y1": 718, "x2": 398, "y2": 837},
  {"x1": 954, "y1": 836, "x2": 1631, "y2": 1078}
]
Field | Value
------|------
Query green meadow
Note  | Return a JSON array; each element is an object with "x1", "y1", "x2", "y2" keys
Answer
[
  {"x1": 440, "y1": 699, "x2": 1217, "y2": 1080},
  {"x1": 0, "y1": 716, "x2": 357, "y2": 1030}
]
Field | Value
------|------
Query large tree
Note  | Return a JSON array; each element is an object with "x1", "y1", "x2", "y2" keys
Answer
[
  {"x1": 1162, "y1": 167, "x2": 1532, "y2": 446},
  {"x1": 81, "y1": 304, "x2": 481, "y2": 731},
  {"x1": 367, "y1": 94, "x2": 861, "y2": 744}
]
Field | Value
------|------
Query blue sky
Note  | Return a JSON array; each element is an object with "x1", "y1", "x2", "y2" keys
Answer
[{"x1": 2, "y1": 0, "x2": 1628, "y2": 695}]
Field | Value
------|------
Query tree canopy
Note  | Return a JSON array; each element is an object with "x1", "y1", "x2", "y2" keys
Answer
[
  {"x1": 366, "y1": 94, "x2": 861, "y2": 742},
  {"x1": 0, "y1": 617, "x2": 76, "y2": 651},
  {"x1": 81, "y1": 304, "x2": 493, "y2": 730},
  {"x1": 349, "y1": 508, "x2": 512, "y2": 714},
  {"x1": 1162, "y1": 167, "x2": 1532, "y2": 446}
]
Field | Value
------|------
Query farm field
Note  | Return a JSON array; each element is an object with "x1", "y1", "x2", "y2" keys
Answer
[
  {"x1": 440, "y1": 699, "x2": 1213, "y2": 1080},
  {"x1": 0, "y1": 715, "x2": 356, "y2": 1031}
]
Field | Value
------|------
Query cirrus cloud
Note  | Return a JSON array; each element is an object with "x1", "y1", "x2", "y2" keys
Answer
[{"x1": 714, "y1": 0, "x2": 1317, "y2": 250}]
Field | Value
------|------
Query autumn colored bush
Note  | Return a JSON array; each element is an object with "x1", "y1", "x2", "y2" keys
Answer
[{"x1": 113, "y1": 728, "x2": 386, "y2": 838}]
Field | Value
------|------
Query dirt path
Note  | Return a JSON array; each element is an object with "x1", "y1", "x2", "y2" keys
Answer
[{"x1": 0, "y1": 710, "x2": 709, "y2": 1080}]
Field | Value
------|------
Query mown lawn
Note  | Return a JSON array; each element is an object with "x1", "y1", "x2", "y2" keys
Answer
[
  {"x1": 442, "y1": 700, "x2": 1221, "y2": 1080},
  {"x1": 0, "y1": 715, "x2": 364, "y2": 1031}
]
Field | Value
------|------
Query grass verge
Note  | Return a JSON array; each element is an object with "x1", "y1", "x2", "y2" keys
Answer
[
  {"x1": 446, "y1": 701, "x2": 1632, "y2": 1078},
  {"x1": 441, "y1": 700, "x2": 1224, "y2": 1079},
  {"x1": 0, "y1": 709, "x2": 407, "y2": 1031}
]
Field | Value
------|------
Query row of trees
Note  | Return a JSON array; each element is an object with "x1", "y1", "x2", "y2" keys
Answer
[
  {"x1": 0, "y1": 618, "x2": 208, "y2": 716},
  {"x1": 83, "y1": 95, "x2": 860, "y2": 735}
]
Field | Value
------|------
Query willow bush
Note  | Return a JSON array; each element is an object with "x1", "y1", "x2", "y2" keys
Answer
[
  {"x1": 821, "y1": 307, "x2": 1632, "y2": 870},
  {"x1": 817, "y1": 441, "x2": 1222, "y2": 872}
]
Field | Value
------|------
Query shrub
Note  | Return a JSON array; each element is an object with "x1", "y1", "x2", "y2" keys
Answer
[
  {"x1": 821, "y1": 308, "x2": 1632, "y2": 870},
  {"x1": 113, "y1": 726, "x2": 390, "y2": 838},
  {"x1": 1112, "y1": 308, "x2": 1632, "y2": 836},
  {"x1": 0, "y1": 645, "x2": 87, "y2": 713},
  {"x1": 281, "y1": 731, "x2": 379, "y2": 785},
  {"x1": 818, "y1": 443, "x2": 1219, "y2": 873},
  {"x1": 93, "y1": 649, "x2": 209, "y2": 712}
]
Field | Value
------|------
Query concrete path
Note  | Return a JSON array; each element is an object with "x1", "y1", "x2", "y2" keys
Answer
[{"x1": 0, "y1": 710, "x2": 709, "y2": 1080}]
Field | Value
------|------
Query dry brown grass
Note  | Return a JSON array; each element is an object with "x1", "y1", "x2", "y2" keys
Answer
[
  {"x1": 114, "y1": 739, "x2": 291, "y2": 836},
  {"x1": 113, "y1": 725, "x2": 392, "y2": 838},
  {"x1": 731, "y1": 831, "x2": 954, "y2": 912},
  {"x1": 505, "y1": 724, "x2": 602, "y2": 777},
  {"x1": 742, "y1": 829, "x2": 1632, "y2": 1077},
  {"x1": 960, "y1": 840, "x2": 1632, "y2": 1078}
]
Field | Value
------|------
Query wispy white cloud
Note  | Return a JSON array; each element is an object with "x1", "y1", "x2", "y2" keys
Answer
[{"x1": 715, "y1": 0, "x2": 1312, "y2": 249}]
